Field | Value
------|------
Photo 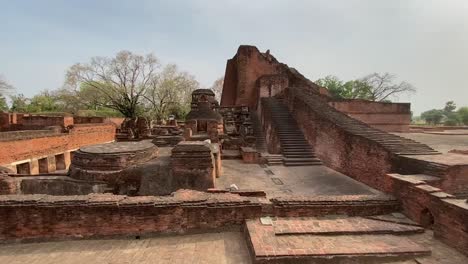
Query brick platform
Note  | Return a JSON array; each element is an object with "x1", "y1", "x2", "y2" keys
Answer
[
  {"x1": 273, "y1": 216, "x2": 424, "y2": 235},
  {"x1": 245, "y1": 216, "x2": 430, "y2": 263}
]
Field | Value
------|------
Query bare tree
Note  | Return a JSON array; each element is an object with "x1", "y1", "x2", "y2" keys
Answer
[
  {"x1": 210, "y1": 76, "x2": 224, "y2": 102},
  {"x1": 0, "y1": 75, "x2": 14, "y2": 111},
  {"x1": 65, "y1": 51, "x2": 159, "y2": 118},
  {"x1": 144, "y1": 64, "x2": 198, "y2": 120},
  {"x1": 0, "y1": 75, "x2": 14, "y2": 95},
  {"x1": 360, "y1": 73, "x2": 416, "y2": 102}
]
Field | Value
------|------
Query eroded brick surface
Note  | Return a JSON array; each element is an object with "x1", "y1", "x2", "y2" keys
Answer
[
  {"x1": 245, "y1": 218, "x2": 430, "y2": 262},
  {"x1": 272, "y1": 216, "x2": 424, "y2": 235}
]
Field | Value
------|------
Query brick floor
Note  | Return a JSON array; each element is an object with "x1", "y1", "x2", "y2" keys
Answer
[
  {"x1": 246, "y1": 217, "x2": 431, "y2": 262},
  {"x1": 0, "y1": 231, "x2": 252, "y2": 264}
]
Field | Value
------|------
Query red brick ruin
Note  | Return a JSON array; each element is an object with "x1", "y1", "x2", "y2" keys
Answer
[{"x1": 0, "y1": 45, "x2": 467, "y2": 263}]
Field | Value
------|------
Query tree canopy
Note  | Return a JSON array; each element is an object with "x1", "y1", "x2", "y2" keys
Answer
[
  {"x1": 420, "y1": 101, "x2": 468, "y2": 126},
  {"x1": 316, "y1": 73, "x2": 415, "y2": 102},
  {"x1": 65, "y1": 51, "x2": 159, "y2": 118},
  {"x1": 3, "y1": 51, "x2": 199, "y2": 120}
]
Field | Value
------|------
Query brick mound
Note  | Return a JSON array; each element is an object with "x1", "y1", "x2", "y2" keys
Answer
[{"x1": 245, "y1": 216, "x2": 430, "y2": 263}]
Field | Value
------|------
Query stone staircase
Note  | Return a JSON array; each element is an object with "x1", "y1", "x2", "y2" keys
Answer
[
  {"x1": 250, "y1": 111, "x2": 268, "y2": 153},
  {"x1": 263, "y1": 154, "x2": 284, "y2": 166},
  {"x1": 245, "y1": 215, "x2": 431, "y2": 263},
  {"x1": 263, "y1": 98, "x2": 323, "y2": 166}
]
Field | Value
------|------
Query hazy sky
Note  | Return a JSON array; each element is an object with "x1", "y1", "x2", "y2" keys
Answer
[{"x1": 1, "y1": 0, "x2": 467, "y2": 114}]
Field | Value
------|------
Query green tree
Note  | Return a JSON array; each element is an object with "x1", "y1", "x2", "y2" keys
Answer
[
  {"x1": 421, "y1": 109, "x2": 444, "y2": 125},
  {"x1": 444, "y1": 112, "x2": 461, "y2": 126},
  {"x1": 341, "y1": 80, "x2": 372, "y2": 99},
  {"x1": 458, "y1": 107, "x2": 468, "y2": 125},
  {"x1": 10, "y1": 94, "x2": 29, "y2": 112},
  {"x1": 316, "y1": 75, "x2": 345, "y2": 99},
  {"x1": 0, "y1": 96, "x2": 8, "y2": 111},
  {"x1": 443, "y1": 101, "x2": 457, "y2": 113},
  {"x1": 316, "y1": 73, "x2": 415, "y2": 101},
  {"x1": 27, "y1": 90, "x2": 62, "y2": 113}
]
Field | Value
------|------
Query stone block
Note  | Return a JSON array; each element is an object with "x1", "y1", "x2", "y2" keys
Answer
[{"x1": 241, "y1": 147, "x2": 259, "y2": 164}]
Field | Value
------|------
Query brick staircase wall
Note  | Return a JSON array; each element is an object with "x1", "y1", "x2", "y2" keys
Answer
[{"x1": 278, "y1": 87, "x2": 439, "y2": 191}]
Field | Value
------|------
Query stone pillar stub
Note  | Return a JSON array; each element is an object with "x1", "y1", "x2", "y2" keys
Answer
[{"x1": 30, "y1": 159, "x2": 39, "y2": 175}]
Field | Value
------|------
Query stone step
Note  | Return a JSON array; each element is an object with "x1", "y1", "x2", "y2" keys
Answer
[
  {"x1": 245, "y1": 216, "x2": 430, "y2": 263},
  {"x1": 282, "y1": 149, "x2": 313, "y2": 153},
  {"x1": 284, "y1": 154, "x2": 317, "y2": 158},
  {"x1": 283, "y1": 159, "x2": 321, "y2": 164},
  {"x1": 281, "y1": 142, "x2": 310, "y2": 145},
  {"x1": 284, "y1": 161, "x2": 323, "y2": 166}
]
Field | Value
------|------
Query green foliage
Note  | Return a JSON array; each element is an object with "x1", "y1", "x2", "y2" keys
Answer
[
  {"x1": 444, "y1": 112, "x2": 461, "y2": 126},
  {"x1": 0, "y1": 96, "x2": 8, "y2": 111},
  {"x1": 9, "y1": 94, "x2": 29, "y2": 112},
  {"x1": 27, "y1": 91, "x2": 62, "y2": 112},
  {"x1": 444, "y1": 101, "x2": 457, "y2": 113},
  {"x1": 457, "y1": 107, "x2": 468, "y2": 125},
  {"x1": 341, "y1": 80, "x2": 372, "y2": 100},
  {"x1": 316, "y1": 76, "x2": 345, "y2": 99},
  {"x1": 316, "y1": 73, "x2": 415, "y2": 102},
  {"x1": 421, "y1": 109, "x2": 444, "y2": 125}
]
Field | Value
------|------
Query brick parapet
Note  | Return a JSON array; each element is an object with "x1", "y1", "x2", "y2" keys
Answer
[
  {"x1": 0, "y1": 124, "x2": 115, "y2": 167},
  {"x1": 386, "y1": 173, "x2": 468, "y2": 256},
  {"x1": 0, "y1": 190, "x2": 405, "y2": 241},
  {"x1": 0, "y1": 190, "x2": 264, "y2": 241}
]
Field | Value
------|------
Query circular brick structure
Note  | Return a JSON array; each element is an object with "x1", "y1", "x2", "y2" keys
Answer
[{"x1": 69, "y1": 141, "x2": 158, "y2": 183}]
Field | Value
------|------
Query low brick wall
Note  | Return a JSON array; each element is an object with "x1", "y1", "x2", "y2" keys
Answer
[
  {"x1": 0, "y1": 130, "x2": 59, "y2": 141},
  {"x1": 387, "y1": 173, "x2": 468, "y2": 256},
  {"x1": 270, "y1": 194, "x2": 400, "y2": 217},
  {"x1": 0, "y1": 190, "x2": 263, "y2": 241},
  {"x1": 0, "y1": 190, "x2": 404, "y2": 242},
  {"x1": 0, "y1": 123, "x2": 115, "y2": 167},
  {"x1": 329, "y1": 100, "x2": 410, "y2": 132}
]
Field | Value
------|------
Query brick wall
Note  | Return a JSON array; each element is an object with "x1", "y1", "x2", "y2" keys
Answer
[
  {"x1": 0, "y1": 123, "x2": 115, "y2": 166},
  {"x1": 0, "y1": 190, "x2": 263, "y2": 241},
  {"x1": 387, "y1": 174, "x2": 468, "y2": 256},
  {"x1": 329, "y1": 100, "x2": 411, "y2": 132},
  {"x1": 221, "y1": 46, "x2": 288, "y2": 108},
  {"x1": 0, "y1": 190, "x2": 403, "y2": 241},
  {"x1": 21, "y1": 115, "x2": 74, "y2": 129}
]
